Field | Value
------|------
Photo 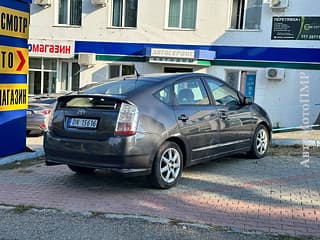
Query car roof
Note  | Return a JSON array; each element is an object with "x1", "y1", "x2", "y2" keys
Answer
[
  {"x1": 80, "y1": 73, "x2": 214, "y2": 92},
  {"x1": 76, "y1": 73, "x2": 225, "y2": 97},
  {"x1": 121, "y1": 73, "x2": 211, "y2": 82}
]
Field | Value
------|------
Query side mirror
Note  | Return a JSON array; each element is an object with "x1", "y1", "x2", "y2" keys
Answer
[{"x1": 243, "y1": 96, "x2": 253, "y2": 105}]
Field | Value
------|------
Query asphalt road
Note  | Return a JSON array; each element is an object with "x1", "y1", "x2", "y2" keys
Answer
[{"x1": 0, "y1": 208, "x2": 285, "y2": 240}]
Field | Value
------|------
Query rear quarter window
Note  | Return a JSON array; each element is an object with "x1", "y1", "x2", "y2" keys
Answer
[{"x1": 154, "y1": 86, "x2": 171, "y2": 104}]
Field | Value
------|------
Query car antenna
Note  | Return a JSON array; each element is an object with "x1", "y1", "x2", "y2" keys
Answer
[{"x1": 135, "y1": 66, "x2": 141, "y2": 78}]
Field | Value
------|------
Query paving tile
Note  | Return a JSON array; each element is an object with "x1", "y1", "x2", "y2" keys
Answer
[{"x1": 0, "y1": 155, "x2": 320, "y2": 236}]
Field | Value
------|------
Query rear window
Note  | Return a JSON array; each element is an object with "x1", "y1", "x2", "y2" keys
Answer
[
  {"x1": 83, "y1": 80, "x2": 149, "y2": 95},
  {"x1": 58, "y1": 96, "x2": 118, "y2": 109}
]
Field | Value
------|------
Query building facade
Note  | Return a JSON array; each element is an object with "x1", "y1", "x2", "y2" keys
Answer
[{"x1": 29, "y1": 0, "x2": 320, "y2": 128}]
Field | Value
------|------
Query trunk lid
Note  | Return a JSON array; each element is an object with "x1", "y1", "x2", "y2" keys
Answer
[{"x1": 51, "y1": 94, "x2": 127, "y2": 140}]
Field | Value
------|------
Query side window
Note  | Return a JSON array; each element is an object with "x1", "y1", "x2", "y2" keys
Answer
[
  {"x1": 174, "y1": 79, "x2": 209, "y2": 105},
  {"x1": 154, "y1": 86, "x2": 171, "y2": 104},
  {"x1": 207, "y1": 79, "x2": 240, "y2": 106}
]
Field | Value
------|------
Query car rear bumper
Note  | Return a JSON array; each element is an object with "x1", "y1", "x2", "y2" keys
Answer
[
  {"x1": 44, "y1": 131, "x2": 158, "y2": 175},
  {"x1": 27, "y1": 115, "x2": 48, "y2": 132}
]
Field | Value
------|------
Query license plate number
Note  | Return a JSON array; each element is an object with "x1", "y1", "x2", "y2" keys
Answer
[{"x1": 68, "y1": 118, "x2": 98, "y2": 129}]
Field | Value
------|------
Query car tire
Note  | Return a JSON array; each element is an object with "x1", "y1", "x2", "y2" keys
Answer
[
  {"x1": 68, "y1": 165, "x2": 95, "y2": 174},
  {"x1": 248, "y1": 124, "x2": 269, "y2": 158},
  {"x1": 151, "y1": 141, "x2": 183, "y2": 189}
]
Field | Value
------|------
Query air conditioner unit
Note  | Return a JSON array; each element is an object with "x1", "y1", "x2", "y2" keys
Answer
[
  {"x1": 266, "y1": 68, "x2": 285, "y2": 80},
  {"x1": 34, "y1": 0, "x2": 51, "y2": 6},
  {"x1": 91, "y1": 0, "x2": 107, "y2": 6},
  {"x1": 78, "y1": 53, "x2": 96, "y2": 66},
  {"x1": 270, "y1": 0, "x2": 289, "y2": 9}
]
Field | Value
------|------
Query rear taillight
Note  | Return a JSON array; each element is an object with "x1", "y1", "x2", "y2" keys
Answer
[
  {"x1": 40, "y1": 123, "x2": 47, "y2": 130},
  {"x1": 47, "y1": 102, "x2": 57, "y2": 130},
  {"x1": 41, "y1": 109, "x2": 51, "y2": 115},
  {"x1": 34, "y1": 109, "x2": 51, "y2": 115},
  {"x1": 115, "y1": 103, "x2": 139, "y2": 136}
]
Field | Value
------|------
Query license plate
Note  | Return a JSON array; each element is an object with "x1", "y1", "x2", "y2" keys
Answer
[{"x1": 68, "y1": 118, "x2": 98, "y2": 129}]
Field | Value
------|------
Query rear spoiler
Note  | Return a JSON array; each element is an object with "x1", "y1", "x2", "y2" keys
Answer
[{"x1": 57, "y1": 94, "x2": 128, "y2": 102}]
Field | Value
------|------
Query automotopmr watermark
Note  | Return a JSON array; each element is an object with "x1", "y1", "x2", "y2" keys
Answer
[{"x1": 299, "y1": 71, "x2": 311, "y2": 167}]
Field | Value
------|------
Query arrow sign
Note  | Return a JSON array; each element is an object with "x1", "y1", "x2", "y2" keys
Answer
[
  {"x1": 0, "y1": 45, "x2": 28, "y2": 75},
  {"x1": 16, "y1": 50, "x2": 26, "y2": 71}
]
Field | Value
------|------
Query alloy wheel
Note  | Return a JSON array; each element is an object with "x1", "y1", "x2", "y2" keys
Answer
[
  {"x1": 159, "y1": 147, "x2": 181, "y2": 184},
  {"x1": 256, "y1": 128, "x2": 268, "y2": 155}
]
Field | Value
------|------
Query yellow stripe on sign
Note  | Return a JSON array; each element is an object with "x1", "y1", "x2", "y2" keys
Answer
[
  {"x1": 0, "y1": 45, "x2": 28, "y2": 74},
  {"x1": 0, "y1": 84, "x2": 28, "y2": 111},
  {"x1": 0, "y1": 6, "x2": 29, "y2": 39}
]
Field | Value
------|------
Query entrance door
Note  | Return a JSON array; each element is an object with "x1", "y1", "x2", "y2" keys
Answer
[
  {"x1": 225, "y1": 70, "x2": 257, "y2": 99},
  {"x1": 241, "y1": 72, "x2": 256, "y2": 100},
  {"x1": 60, "y1": 61, "x2": 80, "y2": 92},
  {"x1": 28, "y1": 71, "x2": 41, "y2": 95}
]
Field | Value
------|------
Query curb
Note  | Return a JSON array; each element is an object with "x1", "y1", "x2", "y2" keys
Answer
[
  {"x1": 272, "y1": 139, "x2": 320, "y2": 147},
  {"x1": 0, "y1": 148, "x2": 44, "y2": 166}
]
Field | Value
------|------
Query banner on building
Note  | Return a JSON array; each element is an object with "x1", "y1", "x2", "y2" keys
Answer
[{"x1": 272, "y1": 16, "x2": 320, "y2": 40}]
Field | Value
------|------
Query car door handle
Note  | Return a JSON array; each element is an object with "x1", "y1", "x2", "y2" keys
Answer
[
  {"x1": 219, "y1": 111, "x2": 228, "y2": 120},
  {"x1": 178, "y1": 114, "x2": 189, "y2": 122}
]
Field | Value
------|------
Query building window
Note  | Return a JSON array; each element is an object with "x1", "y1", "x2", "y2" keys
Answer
[
  {"x1": 109, "y1": 65, "x2": 135, "y2": 78},
  {"x1": 168, "y1": 0, "x2": 197, "y2": 29},
  {"x1": 225, "y1": 70, "x2": 240, "y2": 89},
  {"x1": 58, "y1": 0, "x2": 82, "y2": 26},
  {"x1": 230, "y1": 0, "x2": 262, "y2": 30},
  {"x1": 164, "y1": 67, "x2": 193, "y2": 73},
  {"x1": 112, "y1": 0, "x2": 138, "y2": 27},
  {"x1": 28, "y1": 58, "x2": 57, "y2": 95}
]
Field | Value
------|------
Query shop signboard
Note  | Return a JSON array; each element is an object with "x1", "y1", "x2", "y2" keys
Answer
[
  {"x1": 0, "y1": 0, "x2": 31, "y2": 157},
  {"x1": 28, "y1": 39, "x2": 75, "y2": 58},
  {"x1": 272, "y1": 16, "x2": 320, "y2": 40}
]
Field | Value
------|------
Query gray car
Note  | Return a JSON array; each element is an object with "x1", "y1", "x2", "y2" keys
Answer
[
  {"x1": 27, "y1": 98, "x2": 57, "y2": 135},
  {"x1": 44, "y1": 73, "x2": 272, "y2": 189}
]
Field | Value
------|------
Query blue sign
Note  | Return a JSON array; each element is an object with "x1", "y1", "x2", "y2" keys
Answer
[
  {"x1": 245, "y1": 74, "x2": 256, "y2": 100},
  {"x1": 0, "y1": 0, "x2": 31, "y2": 157}
]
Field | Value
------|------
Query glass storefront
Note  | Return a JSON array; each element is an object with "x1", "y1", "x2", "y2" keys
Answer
[
  {"x1": 28, "y1": 58, "x2": 57, "y2": 95},
  {"x1": 28, "y1": 58, "x2": 80, "y2": 95}
]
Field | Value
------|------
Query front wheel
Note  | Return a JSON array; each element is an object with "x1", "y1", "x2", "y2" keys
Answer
[
  {"x1": 151, "y1": 142, "x2": 183, "y2": 189},
  {"x1": 248, "y1": 125, "x2": 270, "y2": 158},
  {"x1": 68, "y1": 165, "x2": 95, "y2": 174}
]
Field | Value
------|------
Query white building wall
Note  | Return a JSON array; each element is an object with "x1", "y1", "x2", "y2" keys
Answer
[
  {"x1": 211, "y1": 0, "x2": 320, "y2": 128},
  {"x1": 29, "y1": 0, "x2": 320, "y2": 128},
  {"x1": 30, "y1": 0, "x2": 229, "y2": 44},
  {"x1": 216, "y1": 0, "x2": 320, "y2": 48}
]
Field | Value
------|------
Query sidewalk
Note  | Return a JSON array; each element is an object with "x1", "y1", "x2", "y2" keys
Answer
[
  {"x1": 0, "y1": 136, "x2": 44, "y2": 165},
  {"x1": 272, "y1": 129, "x2": 320, "y2": 146}
]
